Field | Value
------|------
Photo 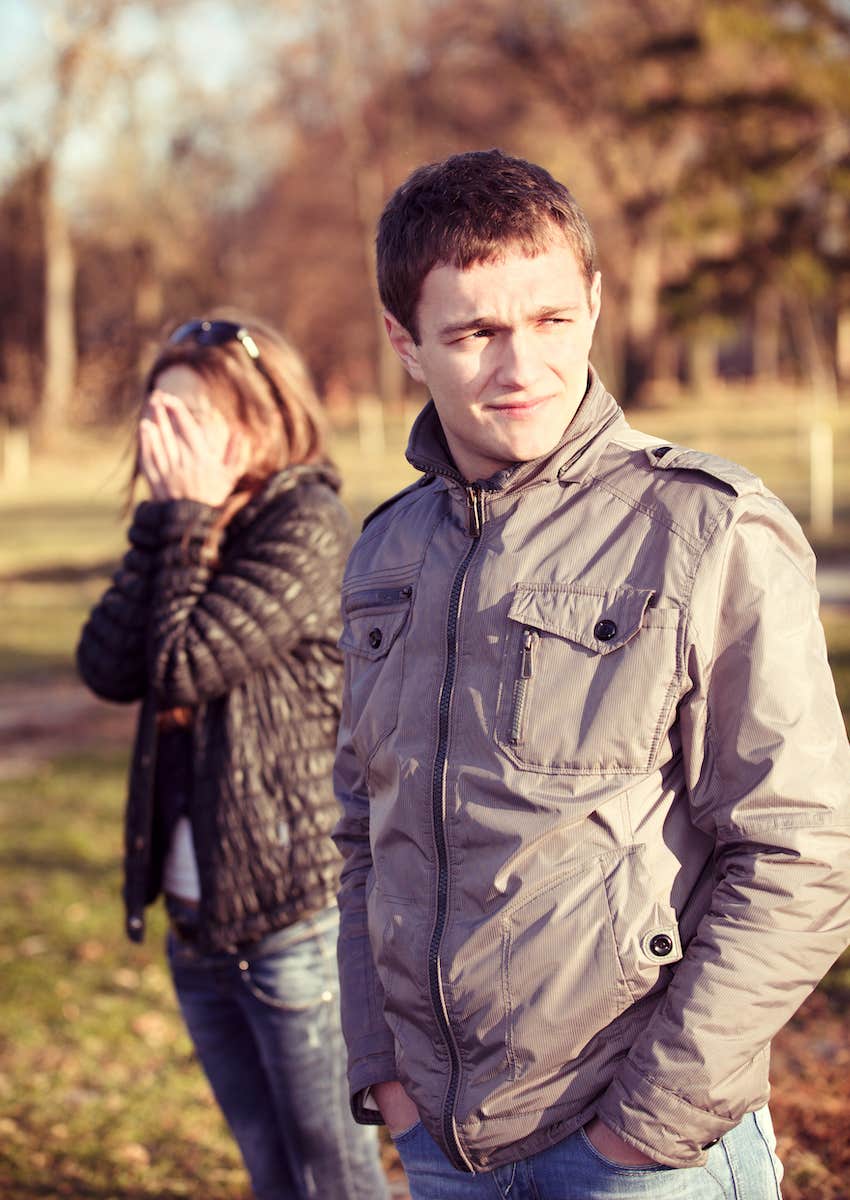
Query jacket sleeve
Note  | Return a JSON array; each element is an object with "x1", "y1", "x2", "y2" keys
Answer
[
  {"x1": 139, "y1": 488, "x2": 348, "y2": 707},
  {"x1": 333, "y1": 660, "x2": 399, "y2": 1122},
  {"x1": 596, "y1": 490, "x2": 850, "y2": 1166},
  {"x1": 76, "y1": 527, "x2": 158, "y2": 703}
]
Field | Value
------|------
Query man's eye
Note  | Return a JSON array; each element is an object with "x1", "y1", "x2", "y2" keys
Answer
[{"x1": 471, "y1": 328, "x2": 495, "y2": 339}]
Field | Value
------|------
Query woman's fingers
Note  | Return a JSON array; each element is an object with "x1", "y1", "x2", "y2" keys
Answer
[
  {"x1": 139, "y1": 419, "x2": 170, "y2": 500},
  {"x1": 139, "y1": 392, "x2": 247, "y2": 505},
  {"x1": 160, "y1": 394, "x2": 209, "y2": 460},
  {"x1": 151, "y1": 396, "x2": 188, "y2": 468}
]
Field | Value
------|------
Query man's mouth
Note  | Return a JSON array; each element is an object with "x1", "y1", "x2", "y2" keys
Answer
[{"x1": 489, "y1": 396, "x2": 550, "y2": 415}]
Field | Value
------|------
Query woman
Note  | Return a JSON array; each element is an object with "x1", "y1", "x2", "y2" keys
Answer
[{"x1": 77, "y1": 313, "x2": 388, "y2": 1200}]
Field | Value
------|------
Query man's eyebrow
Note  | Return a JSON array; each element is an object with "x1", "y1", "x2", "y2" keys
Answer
[
  {"x1": 437, "y1": 303, "x2": 583, "y2": 339},
  {"x1": 437, "y1": 316, "x2": 504, "y2": 338}
]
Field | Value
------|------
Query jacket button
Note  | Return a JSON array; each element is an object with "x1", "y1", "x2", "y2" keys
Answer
[
  {"x1": 649, "y1": 933, "x2": 674, "y2": 957},
  {"x1": 594, "y1": 619, "x2": 617, "y2": 641},
  {"x1": 368, "y1": 628, "x2": 383, "y2": 649},
  {"x1": 128, "y1": 916, "x2": 143, "y2": 931}
]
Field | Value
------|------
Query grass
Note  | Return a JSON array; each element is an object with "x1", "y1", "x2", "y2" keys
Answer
[
  {"x1": 1, "y1": 406, "x2": 849, "y2": 1198},
  {"x1": 0, "y1": 752, "x2": 247, "y2": 1200}
]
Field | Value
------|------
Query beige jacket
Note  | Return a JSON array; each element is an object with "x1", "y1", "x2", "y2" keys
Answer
[{"x1": 333, "y1": 370, "x2": 850, "y2": 1172}]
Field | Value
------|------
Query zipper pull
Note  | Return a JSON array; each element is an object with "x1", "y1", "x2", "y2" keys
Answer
[
  {"x1": 466, "y1": 486, "x2": 484, "y2": 538},
  {"x1": 521, "y1": 628, "x2": 537, "y2": 677}
]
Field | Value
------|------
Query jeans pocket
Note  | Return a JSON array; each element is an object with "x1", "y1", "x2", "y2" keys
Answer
[
  {"x1": 577, "y1": 1128, "x2": 669, "y2": 1174},
  {"x1": 390, "y1": 1119, "x2": 423, "y2": 1145},
  {"x1": 239, "y1": 920, "x2": 339, "y2": 1011}
]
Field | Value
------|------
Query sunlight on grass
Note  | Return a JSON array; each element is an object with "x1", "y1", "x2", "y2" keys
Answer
[{"x1": 0, "y1": 753, "x2": 247, "y2": 1200}]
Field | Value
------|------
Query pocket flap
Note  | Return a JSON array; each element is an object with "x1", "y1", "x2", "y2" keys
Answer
[
  {"x1": 340, "y1": 585, "x2": 413, "y2": 660},
  {"x1": 508, "y1": 584, "x2": 655, "y2": 655}
]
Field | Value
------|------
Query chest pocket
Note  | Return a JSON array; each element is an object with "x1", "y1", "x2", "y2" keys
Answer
[
  {"x1": 340, "y1": 582, "x2": 414, "y2": 762},
  {"x1": 495, "y1": 583, "x2": 681, "y2": 775}
]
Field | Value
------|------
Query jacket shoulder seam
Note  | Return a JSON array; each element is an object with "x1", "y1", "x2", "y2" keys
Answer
[{"x1": 644, "y1": 444, "x2": 762, "y2": 497}]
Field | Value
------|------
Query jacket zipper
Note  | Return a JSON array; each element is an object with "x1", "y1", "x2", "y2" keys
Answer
[
  {"x1": 509, "y1": 628, "x2": 538, "y2": 745},
  {"x1": 427, "y1": 484, "x2": 484, "y2": 1173}
]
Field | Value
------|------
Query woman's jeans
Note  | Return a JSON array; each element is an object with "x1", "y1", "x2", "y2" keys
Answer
[
  {"x1": 167, "y1": 903, "x2": 388, "y2": 1200},
  {"x1": 392, "y1": 1107, "x2": 784, "y2": 1200}
]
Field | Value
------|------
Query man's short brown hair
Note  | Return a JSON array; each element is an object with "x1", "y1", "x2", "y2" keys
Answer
[{"x1": 377, "y1": 149, "x2": 597, "y2": 342}]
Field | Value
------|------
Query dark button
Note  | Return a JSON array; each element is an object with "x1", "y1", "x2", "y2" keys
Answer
[
  {"x1": 128, "y1": 916, "x2": 143, "y2": 931},
  {"x1": 653, "y1": 445, "x2": 673, "y2": 458},
  {"x1": 401, "y1": 585, "x2": 413, "y2": 598},
  {"x1": 649, "y1": 933, "x2": 674, "y2": 957},
  {"x1": 368, "y1": 628, "x2": 383, "y2": 649},
  {"x1": 594, "y1": 619, "x2": 617, "y2": 642}
]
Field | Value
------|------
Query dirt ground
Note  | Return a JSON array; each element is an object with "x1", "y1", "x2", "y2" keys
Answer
[{"x1": 3, "y1": 679, "x2": 847, "y2": 1198}]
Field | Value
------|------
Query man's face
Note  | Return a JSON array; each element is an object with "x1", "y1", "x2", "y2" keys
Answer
[{"x1": 385, "y1": 236, "x2": 601, "y2": 481}]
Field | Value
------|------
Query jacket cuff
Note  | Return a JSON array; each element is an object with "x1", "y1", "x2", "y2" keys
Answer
[
  {"x1": 595, "y1": 1059, "x2": 739, "y2": 1168},
  {"x1": 348, "y1": 1050, "x2": 398, "y2": 1125}
]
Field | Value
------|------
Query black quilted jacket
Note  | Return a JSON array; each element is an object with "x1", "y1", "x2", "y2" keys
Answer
[{"x1": 76, "y1": 465, "x2": 351, "y2": 952}]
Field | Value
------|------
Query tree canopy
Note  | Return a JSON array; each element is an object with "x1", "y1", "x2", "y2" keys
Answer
[{"x1": 2, "y1": 0, "x2": 849, "y2": 429}]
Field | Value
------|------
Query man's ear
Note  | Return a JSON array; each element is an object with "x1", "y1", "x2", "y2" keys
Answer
[
  {"x1": 384, "y1": 312, "x2": 426, "y2": 384},
  {"x1": 589, "y1": 271, "x2": 602, "y2": 331}
]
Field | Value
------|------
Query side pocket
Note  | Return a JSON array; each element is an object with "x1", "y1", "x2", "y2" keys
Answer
[
  {"x1": 501, "y1": 855, "x2": 634, "y2": 1082},
  {"x1": 501, "y1": 847, "x2": 683, "y2": 1085},
  {"x1": 602, "y1": 846, "x2": 682, "y2": 1004}
]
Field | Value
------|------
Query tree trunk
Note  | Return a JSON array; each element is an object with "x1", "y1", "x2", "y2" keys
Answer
[
  {"x1": 623, "y1": 234, "x2": 663, "y2": 403},
  {"x1": 687, "y1": 336, "x2": 719, "y2": 395},
  {"x1": 40, "y1": 163, "x2": 77, "y2": 433},
  {"x1": 787, "y1": 293, "x2": 836, "y2": 399},
  {"x1": 836, "y1": 306, "x2": 850, "y2": 390},
  {"x1": 352, "y1": 159, "x2": 404, "y2": 409},
  {"x1": 753, "y1": 285, "x2": 782, "y2": 382}
]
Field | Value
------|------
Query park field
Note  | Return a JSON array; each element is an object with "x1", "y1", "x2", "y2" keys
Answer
[{"x1": 1, "y1": 409, "x2": 849, "y2": 1199}]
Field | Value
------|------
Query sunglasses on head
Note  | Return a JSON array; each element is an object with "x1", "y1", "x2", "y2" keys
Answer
[
  {"x1": 169, "y1": 318, "x2": 260, "y2": 357},
  {"x1": 168, "y1": 318, "x2": 282, "y2": 405}
]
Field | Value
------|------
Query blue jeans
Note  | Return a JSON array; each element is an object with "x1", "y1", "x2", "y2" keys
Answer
[
  {"x1": 392, "y1": 1108, "x2": 783, "y2": 1199},
  {"x1": 167, "y1": 904, "x2": 388, "y2": 1200}
]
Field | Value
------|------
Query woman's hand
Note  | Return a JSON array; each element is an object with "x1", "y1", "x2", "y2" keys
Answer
[{"x1": 139, "y1": 392, "x2": 249, "y2": 506}]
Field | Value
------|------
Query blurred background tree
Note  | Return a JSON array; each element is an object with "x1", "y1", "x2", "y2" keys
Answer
[{"x1": 1, "y1": 0, "x2": 849, "y2": 442}]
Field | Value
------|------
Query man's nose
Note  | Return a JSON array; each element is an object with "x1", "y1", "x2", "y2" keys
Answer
[{"x1": 495, "y1": 331, "x2": 543, "y2": 389}]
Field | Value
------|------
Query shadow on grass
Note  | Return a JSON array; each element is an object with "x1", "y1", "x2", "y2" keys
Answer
[
  {"x1": 3, "y1": 1184, "x2": 241, "y2": 1200},
  {"x1": 0, "y1": 848, "x2": 118, "y2": 881},
  {"x1": 0, "y1": 559, "x2": 118, "y2": 586},
  {"x1": 0, "y1": 652, "x2": 79, "y2": 681}
]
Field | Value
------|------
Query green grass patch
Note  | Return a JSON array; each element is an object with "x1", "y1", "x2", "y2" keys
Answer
[{"x1": 0, "y1": 752, "x2": 248, "y2": 1200}]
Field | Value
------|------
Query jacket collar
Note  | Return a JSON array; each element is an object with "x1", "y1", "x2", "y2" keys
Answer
[
  {"x1": 405, "y1": 365, "x2": 624, "y2": 494},
  {"x1": 230, "y1": 462, "x2": 341, "y2": 531}
]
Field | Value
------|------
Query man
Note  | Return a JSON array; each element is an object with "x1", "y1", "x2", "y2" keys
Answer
[{"x1": 332, "y1": 149, "x2": 850, "y2": 1199}]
